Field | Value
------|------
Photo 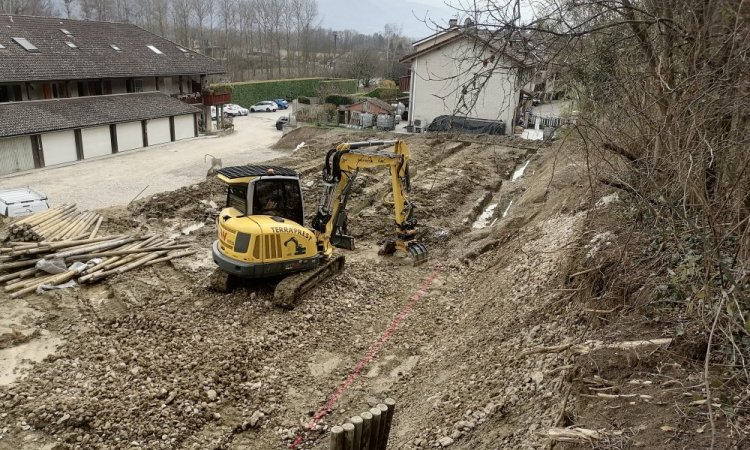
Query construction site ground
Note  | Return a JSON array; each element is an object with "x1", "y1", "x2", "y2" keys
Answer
[{"x1": 0, "y1": 127, "x2": 738, "y2": 449}]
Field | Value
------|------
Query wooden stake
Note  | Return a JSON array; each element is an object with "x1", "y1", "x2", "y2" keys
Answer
[
  {"x1": 49, "y1": 238, "x2": 135, "y2": 259},
  {"x1": 66, "y1": 244, "x2": 190, "y2": 260},
  {"x1": 360, "y1": 411, "x2": 373, "y2": 450},
  {"x1": 6, "y1": 273, "x2": 60, "y2": 292},
  {"x1": 349, "y1": 416, "x2": 363, "y2": 450},
  {"x1": 0, "y1": 266, "x2": 38, "y2": 283},
  {"x1": 143, "y1": 250, "x2": 196, "y2": 266},
  {"x1": 343, "y1": 422, "x2": 355, "y2": 450},
  {"x1": 0, "y1": 259, "x2": 40, "y2": 272},
  {"x1": 79, "y1": 239, "x2": 151, "y2": 280},
  {"x1": 89, "y1": 216, "x2": 103, "y2": 239},
  {"x1": 369, "y1": 408, "x2": 382, "y2": 450},
  {"x1": 9, "y1": 269, "x2": 77, "y2": 299},
  {"x1": 376, "y1": 404, "x2": 388, "y2": 449},
  {"x1": 382, "y1": 398, "x2": 396, "y2": 450},
  {"x1": 330, "y1": 425, "x2": 344, "y2": 450}
]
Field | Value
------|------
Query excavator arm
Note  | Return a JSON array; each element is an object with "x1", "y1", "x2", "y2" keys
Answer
[{"x1": 310, "y1": 140, "x2": 427, "y2": 262}]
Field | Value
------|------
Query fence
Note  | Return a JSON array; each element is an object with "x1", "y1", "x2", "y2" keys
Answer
[
  {"x1": 329, "y1": 398, "x2": 396, "y2": 450},
  {"x1": 525, "y1": 114, "x2": 576, "y2": 128}
]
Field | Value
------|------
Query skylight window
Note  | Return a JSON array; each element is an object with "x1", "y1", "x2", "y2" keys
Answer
[
  {"x1": 12, "y1": 37, "x2": 39, "y2": 52},
  {"x1": 146, "y1": 44, "x2": 163, "y2": 55},
  {"x1": 0, "y1": 43, "x2": 5, "y2": 49},
  {"x1": 177, "y1": 46, "x2": 188, "y2": 53},
  {"x1": 60, "y1": 28, "x2": 72, "y2": 36},
  {"x1": 110, "y1": 44, "x2": 121, "y2": 51},
  {"x1": 65, "y1": 41, "x2": 77, "y2": 49}
]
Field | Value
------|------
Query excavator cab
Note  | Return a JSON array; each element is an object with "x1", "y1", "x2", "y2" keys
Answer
[
  {"x1": 222, "y1": 166, "x2": 304, "y2": 225},
  {"x1": 250, "y1": 178, "x2": 304, "y2": 225}
]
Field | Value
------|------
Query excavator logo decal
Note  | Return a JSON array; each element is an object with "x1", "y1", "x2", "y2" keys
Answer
[{"x1": 284, "y1": 237, "x2": 307, "y2": 256}]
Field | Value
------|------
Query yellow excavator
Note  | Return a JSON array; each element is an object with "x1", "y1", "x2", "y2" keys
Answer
[{"x1": 211, "y1": 139, "x2": 428, "y2": 307}]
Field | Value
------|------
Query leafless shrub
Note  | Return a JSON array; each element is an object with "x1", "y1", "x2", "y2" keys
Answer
[{"x1": 447, "y1": 0, "x2": 749, "y2": 444}]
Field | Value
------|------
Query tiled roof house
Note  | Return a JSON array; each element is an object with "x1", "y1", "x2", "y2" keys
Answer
[{"x1": 0, "y1": 15, "x2": 227, "y2": 175}]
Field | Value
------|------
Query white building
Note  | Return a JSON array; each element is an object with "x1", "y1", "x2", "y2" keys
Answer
[{"x1": 400, "y1": 23, "x2": 528, "y2": 135}]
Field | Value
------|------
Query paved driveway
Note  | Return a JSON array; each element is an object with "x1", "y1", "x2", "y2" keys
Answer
[{"x1": 0, "y1": 110, "x2": 289, "y2": 210}]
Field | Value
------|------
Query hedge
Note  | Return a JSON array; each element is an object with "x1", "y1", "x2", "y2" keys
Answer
[
  {"x1": 324, "y1": 94, "x2": 355, "y2": 106},
  {"x1": 212, "y1": 78, "x2": 357, "y2": 107},
  {"x1": 364, "y1": 87, "x2": 401, "y2": 101}
]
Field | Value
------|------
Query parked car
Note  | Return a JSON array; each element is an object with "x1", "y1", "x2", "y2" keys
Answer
[
  {"x1": 273, "y1": 99, "x2": 289, "y2": 109},
  {"x1": 224, "y1": 104, "x2": 249, "y2": 116},
  {"x1": 250, "y1": 101, "x2": 278, "y2": 112},
  {"x1": 0, "y1": 187, "x2": 49, "y2": 218},
  {"x1": 276, "y1": 116, "x2": 289, "y2": 130}
]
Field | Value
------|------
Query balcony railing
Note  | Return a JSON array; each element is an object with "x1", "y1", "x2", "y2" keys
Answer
[{"x1": 173, "y1": 92, "x2": 203, "y2": 104}]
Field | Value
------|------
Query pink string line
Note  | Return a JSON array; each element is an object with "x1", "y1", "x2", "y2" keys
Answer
[{"x1": 289, "y1": 269, "x2": 440, "y2": 449}]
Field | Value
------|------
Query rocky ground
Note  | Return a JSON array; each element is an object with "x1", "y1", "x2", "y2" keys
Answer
[{"x1": 0, "y1": 127, "x2": 742, "y2": 449}]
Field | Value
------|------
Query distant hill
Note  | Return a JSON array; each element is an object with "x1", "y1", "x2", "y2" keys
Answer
[{"x1": 316, "y1": 0, "x2": 455, "y2": 39}]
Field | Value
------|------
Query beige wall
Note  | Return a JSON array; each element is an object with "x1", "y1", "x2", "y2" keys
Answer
[
  {"x1": 173, "y1": 115, "x2": 195, "y2": 140},
  {"x1": 81, "y1": 125, "x2": 112, "y2": 158},
  {"x1": 147, "y1": 117, "x2": 171, "y2": 145},
  {"x1": 41, "y1": 130, "x2": 77, "y2": 166},
  {"x1": 409, "y1": 39, "x2": 519, "y2": 134},
  {"x1": 117, "y1": 121, "x2": 143, "y2": 151}
]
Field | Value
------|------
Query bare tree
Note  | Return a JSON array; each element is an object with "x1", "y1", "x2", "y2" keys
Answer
[
  {"x1": 171, "y1": 0, "x2": 192, "y2": 46},
  {"x1": 343, "y1": 48, "x2": 379, "y2": 88}
]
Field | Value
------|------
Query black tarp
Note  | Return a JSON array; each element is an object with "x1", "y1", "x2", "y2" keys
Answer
[{"x1": 425, "y1": 115, "x2": 506, "y2": 135}]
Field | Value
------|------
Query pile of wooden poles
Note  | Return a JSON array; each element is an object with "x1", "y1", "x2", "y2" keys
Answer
[
  {"x1": 329, "y1": 398, "x2": 396, "y2": 450},
  {"x1": 8, "y1": 204, "x2": 103, "y2": 242},
  {"x1": 0, "y1": 235, "x2": 195, "y2": 298}
]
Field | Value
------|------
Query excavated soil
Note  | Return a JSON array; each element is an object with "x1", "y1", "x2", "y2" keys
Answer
[{"x1": 0, "y1": 128, "x2": 739, "y2": 449}]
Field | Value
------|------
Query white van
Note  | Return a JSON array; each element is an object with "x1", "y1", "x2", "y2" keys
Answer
[{"x1": 0, "y1": 187, "x2": 50, "y2": 218}]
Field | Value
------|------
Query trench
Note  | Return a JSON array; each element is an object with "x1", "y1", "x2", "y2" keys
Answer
[{"x1": 470, "y1": 158, "x2": 532, "y2": 229}]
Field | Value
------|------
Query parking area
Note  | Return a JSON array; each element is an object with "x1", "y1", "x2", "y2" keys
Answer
[{"x1": 0, "y1": 109, "x2": 290, "y2": 210}]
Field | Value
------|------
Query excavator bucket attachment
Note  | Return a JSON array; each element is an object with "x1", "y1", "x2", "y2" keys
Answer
[
  {"x1": 407, "y1": 242, "x2": 429, "y2": 265},
  {"x1": 273, "y1": 255, "x2": 346, "y2": 309}
]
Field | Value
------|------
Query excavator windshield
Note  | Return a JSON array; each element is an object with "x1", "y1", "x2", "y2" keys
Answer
[{"x1": 251, "y1": 178, "x2": 304, "y2": 225}]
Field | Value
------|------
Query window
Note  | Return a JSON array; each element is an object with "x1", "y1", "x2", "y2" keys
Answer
[
  {"x1": 60, "y1": 28, "x2": 72, "y2": 36},
  {"x1": 226, "y1": 185, "x2": 248, "y2": 214},
  {"x1": 12, "y1": 37, "x2": 39, "y2": 52},
  {"x1": 146, "y1": 44, "x2": 163, "y2": 54},
  {"x1": 177, "y1": 46, "x2": 188, "y2": 53},
  {"x1": 252, "y1": 179, "x2": 303, "y2": 224},
  {"x1": 0, "y1": 43, "x2": 5, "y2": 49},
  {"x1": 110, "y1": 44, "x2": 121, "y2": 51},
  {"x1": 65, "y1": 41, "x2": 77, "y2": 49},
  {"x1": 126, "y1": 78, "x2": 143, "y2": 93},
  {"x1": 0, "y1": 85, "x2": 23, "y2": 102}
]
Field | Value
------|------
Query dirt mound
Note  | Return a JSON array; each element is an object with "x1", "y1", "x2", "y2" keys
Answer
[
  {"x1": 272, "y1": 126, "x2": 333, "y2": 150},
  {"x1": 128, "y1": 177, "x2": 225, "y2": 223}
]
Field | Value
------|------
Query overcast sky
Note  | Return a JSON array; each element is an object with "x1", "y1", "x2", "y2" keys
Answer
[{"x1": 316, "y1": 0, "x2": 536, "y2": 39}]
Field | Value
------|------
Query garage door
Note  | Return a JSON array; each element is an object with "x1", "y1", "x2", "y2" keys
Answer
[
  {"x1": 41, "y1": 130, "x2": 77, "y2": 166},
  {"x1": 173, "y1": 114, "x2": 195, "y2": 141},
  {"x1": 81, "y1": 126, "x2": 112, "y2": 158},
  {"x1": 117, "y1": 121, "x2": 143, "y2": 151},
  {"x1": 0, "y1": 136, "x2": 35, "y2": 175},
  {"x1": 148, "y1": 117, "x2": 171, "y2": 145}
]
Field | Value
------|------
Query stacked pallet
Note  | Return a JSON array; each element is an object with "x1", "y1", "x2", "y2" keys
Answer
[
  {"x1": 0, "y1": 235, "x2": 196, "y2": 298},
  {"x1": 9, "y1": 205, "x2": 103, "y2": 242}
]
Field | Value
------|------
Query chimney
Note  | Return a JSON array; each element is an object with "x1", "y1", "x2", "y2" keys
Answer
[{"x1": 448, "y1": 18, "x2": 458, "y2": 27}]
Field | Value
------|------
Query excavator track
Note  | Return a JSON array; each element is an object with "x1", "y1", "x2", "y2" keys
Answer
[{"x1": 273, "y1": 255, "x2": 346, "y2": 309}]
